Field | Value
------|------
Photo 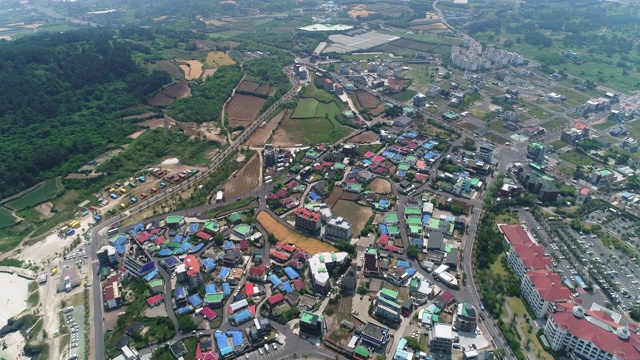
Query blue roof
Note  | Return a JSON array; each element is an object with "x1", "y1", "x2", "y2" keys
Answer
[
  {"x1": 224, "y1": 241, "x2": 234, "y2": 250},
  {"x1": 144, "y1": 269, "x2": 159, "y2": 282},
  {"x1": 424, "y1": 153, "x2": 435, "y2": 159},
  {"x1": 406, "y1": 268, "x2": 417, "y2": 276},
  {"x1": 411, "y1": 238, "x2": 423, "y2": 247},
  {"x1": 188, "y1": 294, "x2": 203, "y2": 307},
  {"x1": 218, "y1": 267, "x2": 230, "y2": 280},
  {"x1": 392, "y1": 154, "x2": 404, "y2": 162},
  {"x1": 308, "y1": 192, "x2": 321, "y2": 200},
  {"x1": 176, "y1": 306, "x2": 192, "y2": 315},
  {"x1": 422, "y1": 215, "x2": 431, "y2": 226},
  {"x1": 269, "y1": 274, "x2": 282, "y2": 287},
  {"x1": 115, "y1": 246, "x2": 126, "y2": 255},
  {"x1": 205, "y1": 284, "x2": 217, "y2": 294},
  {"x1": 158, "y1": 249, "x2": 172, "y2": 257},
  {"x1": 403, "y1": 132, "x2": 417, "y2": 138},
  {"x1": 622, "y1": 192, "x2": 634, "y2": 198},
  {"x1": 284, "y1": 267, "x2": 300, "y2": 280},
  {"x1": 179, "y1": 242, "x2": 192, "y2": 252},
  {"x1": 222, "y1": 283, "x2": 231, "y2": 296},
  {"x1": 202, "y1": 258, "x2": 216, "y2": 271},
  {"x1": 174, "y1": 235, "x2": 183, "y2": 243},
  {"x1": 190, "y1": 243, "x2": 204, "y2": 253},
  {"x1": 175, "y1": 287, "x2": 186, "y2": 300},
  {"x1": 281, "y1": 281, "x2": 293, "y2": 293},
  {"x1": 112, "y1": 235, "x2": 128, "y2": 246},
  {"x1": 379, "y1": 224, "x2": 388, "y2": 235},
  {"x1": 379, "y1": 199, "x2": 388, "y2": 207},
  {"x1": 230, "y1": 309, "x2": 252, "y2": 325},
  {"x1": 215, "y1": 333, "x2": 234, "y2": 356},
  {"x1": 382, "y1": 151, "x2": 395, "y2": 158},
  {"x1": 423, "y1": 143, "x2": 434, "y2": 149},
  {"x1": 363, "y1": 159, "x2": 372, "y2": 165},
  {"x1": 188, "y1": 223, "x2": 199, "y2": 233},
  {"x1": 130, "y1": 224, "x2": 144, "y2": 234},
  {"x1": 231, "y1": 331, "x2": 244, "y2": 346},
  {"x1": 164, "y1": 256, "x2": 180, "y2": 266},
  {"x1": 397, "y1": 260, "x2": 410, "y2": 268},
  {"x1": 397, "y1": 171, "x2": 406, "y2": 177}
]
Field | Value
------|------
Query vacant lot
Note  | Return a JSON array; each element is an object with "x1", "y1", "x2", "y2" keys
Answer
[
  {"x1": 355, "y1": 91, "x2": 380, "y2": 109},
  {"x1": 369, "y1": 178, "x2": 391, "y2": 193},
  {"x1": 245, "y1": 110, "x2": 286, "y2": 146},
  {"x1": 257, "y1": 211, "x2": 337, "y2": 254},
  {"x1": 349, "y1": 131, "x2": 378, "y2": 143},
  {"x1": 0, "y1": 207, "x2": 16, "y2": 228},
  {"x1": 559, "y1": 150, "x2": 598, "y2": 166},
  {"x1": 325, "y1": 188, "x2": 344, "y2": 208},
  {"x1": 7, "y1": 178, "x2": 63, "y2": 210},
  {"x1": 206, "y1": 51, "x2": 236, "y2": 67},
  {"x1": 332, "y1": 200, "x2": 373, "y2": 236},
  {"x1": 273, "y1": 117, "x2": 352, "y2": 145},
  {"x1": 487, "y1": 120, "x2": 511, "y2": 134},
  {"x1": 223, "y1": 154, "x2": 260, "y2": 199},
  {"x1": 292, "y1": 98, "x2": 320, "y2": 119},
  {"x1": 177, "y1": 60, "x2": 203, "y2": 81},
  {"x1": 484, "y1": 133, "x2": 509, "y2": 145},
  {"x1": 348, "y1": 4, "x2": 377, "y2": 18},
  {"x1": 227, "y1": 94, "x2": 266, "y2": 126},
  {"x1": 540, "y1": 118, "x2": 568, "y2": 130}
]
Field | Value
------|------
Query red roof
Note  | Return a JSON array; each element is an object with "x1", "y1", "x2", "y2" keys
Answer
[
  {"x1": 154, "y1": 236, "x2": 165, "y2": 246},
  {"x1": 526, "y1": 270, "x2": 572, "y2": 301},
  {"x1": 136, "y1": 231, "x2": 151, "y2": 243},
  {"x1": 344, "y1": 178, "x2": 358, "y2": 184},
  {"x1": 196, "y1": 231, "x2": 212, "y2": 240},
  {"x1": 249, "y1": 304, "x2": 256, "y2": 315},
  {"x1": 245, "y1": 282, "x2": 255, "y2": 296},
  {"x1": 240, "y1": 240, "x2": 249, "y2": 250},
  {"x1": 292, "y1": 279, "x2": 305, "y2": 291},
  {"x1": 249, "y1": 264, "x2": 266, "y2": 277},
  {"x1": 512, "y1": 243, "x2": 553, "y2": 270},
  {"x1": 271, "y1": 251, "x2": 291, "y2": 262},
  {"x1": 321, "y1": 161, "x2": 334, "y2": 168},
  {"x1": 295, "y1": 208, "x2": 320, "y2": 222},
  {"x1": 185, "y1": 255, "x2": 200, "y2": 276},
  {"x1": 499, "y1": 224, "x2": 531, "y2": 246},
  {"x1": 201, "y1": 307, "x2": 217, "y2": 320},
  {"x1": 282, "y1": 244, "x2": 296, "y2": 253},
  {"x1": 150, "y1": 228, "x2": 162, "y2": 235},
  {"x1": 267, "y1": 293, "x2": 285, "y2": 305},
  {"x1": 580, "y1": 188, "x2": 591, "y2": 195},
  {"x1": 551, "y1": 304, "x2": 640, "y2": 359},
  {"x1": 286, "y1": 180, "x2": 299, "y2": 189},
  {"x1": 104, "y1": 285, "x2": 117, "y2": 300},
  {"x1": 195, "y1": 342, "x2": 217, "y2": 360},
  {"x1": 276, "y1": 241, "x2": 285, "y2": 250},
  {"x1": 385, "y1": 245, "x2": 399, "y2": 252},
  {"x1": 146, "y1": 294, "x2": 163, "y2": 307},
  {"x1": 441, "y1": 291, "x2": 454, "y2": 304},
  {"x1": 313, "y1": 164, "x2": 323, "y2": 171},
  {"x1": 378, "y1": 234, "x2": 389, "y2": 245},
  {"x1": 575, "y1": 122, "x2": 587, "y2": 130},
  {"x1": 364, "y1": 151, "x2": 375, "y2": 158}
]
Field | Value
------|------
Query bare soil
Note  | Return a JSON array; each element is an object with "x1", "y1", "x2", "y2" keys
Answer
[
  {"x1": 349, "y1": 131, "x2": 378, "y2": 143},
  {"x1": 356, "y1": 91, "x2": 381, "y2": 109},
  {"x1": 122, "y1": 112, "x2": 157, "y2": 120},
  {"x1": 227, "y1": 94, "x2": 266, "y2": 126},
  {"x1": 223, "y1": 154, "x2": 260, "y2": 199},
  {"x1": 35, "y1": 201, "x2": 54, "y2": 219},
  {"x1": 163, "y1": 82, "x2": 191, "y2": 99},
  {"x1": 245, "y1": 110, "x2": 286, "y2": 146},
  {"x1": 270, "y1": 113, "x2": 298, "y2": 147},
  {"x1": 368, "y1": 178, "x2": 391, "y2": 193},
  {"x1": 177, "y1": 60, "x2": 203, "y2": 80}
]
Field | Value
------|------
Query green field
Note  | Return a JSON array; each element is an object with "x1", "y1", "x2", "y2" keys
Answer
[
  {"x1": 549, "y1": 87, "x2": 589, "y2": 103},
  {"x1": 627, "y1": 119, "x2": 640, "y2": 140},
  {"x1": 388, "y1": 90, "x2": 417, "y2": 102},
  {"x1": 7, "y1": 178, "x2": 62, "y2": 210},
  {"x1": 292, "y1": 98, "x2": 320, "y2": 119},
  {"x1": 559, "y1": 150, "x2": 598, "y2": 166},
  {"x1": 526, "y1": 105, "x2": 552, "y2": 119},
  {"x1": 315, "y1": 101, "x2": 340, "y2": 119},
  {"x1": 303, "y1": 81, "x2": 336, "y2": 102},
  {"x1": 407, "y1": 64, "x2": 435, "y2": 91},
  {"x1": 593, "y1": 120, "x2": 618, "y2": 131},
  {"x1": 0, "y1": 207, "x2": 16, "y2": 229},
  {"x1": 282, "y1": 117, "x2": 352, "y2": 145},
  {"x1": 487, "y1": 120, "x2": 511, "y2": 134},
  {"x1": 550, "y1": 140, "x2": 569, "y2": 150},
  {"x1": 484, "y1": 133, "x2": 509, "y2": 145},
  {"x1": 539, "y1": 118, "x2": 568, "y2": 130}
]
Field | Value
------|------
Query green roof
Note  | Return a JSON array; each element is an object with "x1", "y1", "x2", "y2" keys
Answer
[
  {"x1": 407, "y1": 216, "x2": 422, "y2": 226},
  {"x1": 529, "y1": 142, "x2": 544, "y2": 149},
  {"x1": 379, "y1": 297, "x2": 401, "y2": 310},
  {"x1": 443, "y1": 111, "x2": 457, "y2": 119},
  {"x1": 333, "y1": 163, "x2": 346, "y2": 170},
  {"x1": 405, "y1": 207, "x2": 421, "y2": 216},
  {"x1": 409, "y1": 225, "x2": 422, "y2": 234},
  {"x1": 387, "y1": 225, "x2": 400, "y2": 235},
  {"x1": 228, "y1": 212, "x2": 243, "y2": 223},
  {"x1": 367, "y1": 248, "x2": 377, "y2": 255},
  {"x1": 380, "y1": 288, "x2": 398, "y2": 300},
  {"x1": 427, "y1": 218, "x2": 441, "y2": 229},
  {"x1": 384, "y1": 212, "x2": 399, "y2": 224},
  {"x1": 234, "y1": 224, "x2": 252, "y2": 237},
  {"x1": 300, "y1": 311, "x2": 322, "y2": 324},
  {"x1": 398, "y1": 163, "x2": 410, "y2": 171},
  {"x1": 470, "y1": 178, "x2": 480, "y2": 186},
  {"x1": 529, "y1": 161, "x2": 544, "y2": 170},
  {"x1": 355, "y1": 346, "x2": 370, "y2": 357},
  {"x1": 204, "y1": 221, "x2": 220, "y2": 232},
  {"x1": 166, "y1": 215, "x2": 183, "y2": 224},
  {"x1": 149, "y1": 279, "x2": 163, "y2": 288},
  {"x1": 410, "y1": 278, "x2": 419, "y2": 287},
  {"x1": 205, "y1": 293, "x2": 224, "y2": 303},
  {"x1": 599, "y1": 169, "x2": 614, "y2": 176},
  {"x1": 461, "y1": 302, "x2": 470, "y2": 316},
  {"x1": 405, "y1": 155, "x2": 417, "y2": 163}
]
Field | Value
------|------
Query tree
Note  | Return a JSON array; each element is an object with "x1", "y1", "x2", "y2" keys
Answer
[
  {"x1": 407, "y1": 245, "x2": 419, "y2": 259},
  {"x1": 463, "y1": 137, "x2": 477, "y2": 151},
  {"x1": 268, "y1": 234, "x2": 277, "y2": 244},
  {"x1": 178, "y1": 314, "x2": 197, "y2": 332},
  {"x1": 357, "y1": 284, "x2": 368, "y2": 295},
  {"x1": 213, "y1": 233, "x2": 224, "y2": 246},
  {"x1": 403, "y1": 336, "x2": 423, "y2": 351}
]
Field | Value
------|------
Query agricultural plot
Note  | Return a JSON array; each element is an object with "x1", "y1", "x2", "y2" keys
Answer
[
  {"x1": 272, "y1": 117, "x2": 351, "y2": 146},
  {"x1": 177, "y1": 60, "x2": 203, "y2": 81},
  {"x1": 205, "y1": 51, "x2": 235, "y2": 67},
  {"x1": 0, "y1": 207, "x2": 16, "y2": 228},
  {"x1": 245, "y1": 110, "x2": 286, "y2": 146},
  {"x1": 236, "y1": 80, "x2": 274, "y2": 96},
  {"x1": 7, "y1": 178, "x2": 62, "y2": 210},
  {"x1": 155, "y1": 60, "x2": 183, "y2": 79},
  {"x1": 349, "y1": 131, "x2": 378, "y2": 143},
  {"x1": 368, "y1": 178, "x2": 391, "y2": 194},
  {"x1": 148, "y1": 82, "x2": 191, "y2": 106},
  {"x1": 539, "y1": 118, "x2": 568, "y2": 130},
  {"x1": 315, "y1": 102, "x2": 340, "y2": 119},
  {"x1": 355, "y1": 91, "x2": 381, "y2": 109},
  {"x1": 332, "y1": 200, "x2": 373, "y2": 236},
  {"x1": 257, "y1": 211, "x2": 337, "y2": 254},
  {"x1": 227, "y1": 94, "x2": 266, "y2": 126},
  {"x1": 223, "y1": 154, "x2": 260, "y2": 199},
  {"x1": 292, "y1": 98, "x2": 320, "y2": 119},
  {"x1": 559, "y1": 150, "x2": 598, "y2": 166}
]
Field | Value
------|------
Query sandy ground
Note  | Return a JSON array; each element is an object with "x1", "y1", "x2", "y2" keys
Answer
[
  {"x1": 35, "y1": 201, "x2": 55, "y2": 219},
  {"x1": 161, "y1": 158, "x2": 180, "y2": 165},
  {"x1": 244, "y1": 110, "x2": 286, "y2": 146},
  {"x1": 0, "y1": 273, "x2": 30, "y2": 327},
  {"x1": 127, "y1": 129, "x2": 146, "y2": 139},
  {"x1": 0, "y1": 332, "x2": 30, "y2": 360}
]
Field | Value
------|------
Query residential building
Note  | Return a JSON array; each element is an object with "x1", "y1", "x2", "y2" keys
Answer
[
  {"x1": 454, "y1": 302, "x2": 477, "y2": 332},
  {"x1": 576, "y1": 188, "x2": 591, "y2": 205},
  {"x1": 308, "y1": 252, "x2": 349, "y2": 293},
  {"x1": 413, "y1": 93, "x2": 427, "y2": 108},
  {"x1": 247, "y1": 264, "x2": 267, "y2": 282},
  {"x1": 561, "y1": 124, "x2": 589, "y2": 144},
  {"x1": 299, "y1": 311, "x2": 325, "y2": 337},
  {"x1": 97, "y1": 245, "x2": 118, "y2": 267},
  {"x1": 176, "y1": 255, "x2": 202, "y2": 289},
  {"x1": 430, "y1": 324, "x2": 454, "y2": 353},
  {"x1": 589, "y1": 169, "x2": 616, "y2": 187},
  {"x1": 522, "y1": 270, "x2": 572, "y2": 319},
  {"x1": 620, "y1": 137, "x2": 638, "y2": 152},
  {"x1": 123, "y1": 243, "x2": 155, "y2": 277},
  {"x1": 476, "y1": 143, "x2": 493, "y2": 163},
  {"x1": 499, "y1": 224, "x2": 553, "y2": 279},
  {"x1": 324, "y1": 217, "x2": 352, "y2": 242},
  {"x1": 363, "y1": 248, "x2": 379, "y2": 275},
  {"x1": 375, "y1": 296, "x2": 401, "y2": 322},
  {"x1": 544, "y1": 304, "x2": 640, "y2": 360},
  {"x1": 527, "y1": 142, "x2": 545, "y2": 163},
  {"x1": 294, "y1": 208, "x2": 321, "y2": 236},
  {"x1": 545, "y1": 92, "x2": 563, "y2": 103},
  {"x1": 502, "y1": 110, "x2": 519, "y2": 122},
  {"x1": 392, "y1": 115, "x2": 414, "y2": 128},
  {"x1": 515, "y1": 166, "x2": 560, "y2": 202},
  {"x1": 360, "y1": 322, "x2": 390, "y2": 348}
]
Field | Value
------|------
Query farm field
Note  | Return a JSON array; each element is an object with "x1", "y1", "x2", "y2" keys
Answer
[
  {"x1": 348, "y1": 4, "x2": 377, "y2": 18},
  {"x1": 227, "y1": 94, "x2": 266, "y2": 126},
  {"x1": 206, "y1": 51, "x2": 236, "y2": 67},
  {"x1": 355, "y1": 91, "x2": 381, "y2": 109},
  {"x1": 245, "y1": 110, "x2": 286, "y2": 146},
  {"x1": 331, "y1": 200, "x2": 373, "y2": 236},
  {"x1": 148, "y1": 82, "x2": 191, "y2": 106},
  {"x1": 223, "y1": 154, "x2": 260, "y2": 199},
  {"x1": 303, "y1": 81, "x2": 336, "y2": 102},
  {"x1": 236, "y1": 80, "x2": 274, "y2": 96},
  {"x1": 272, "y1": 117, "x2": 352, "y2": 145},
  {"x1": 292, "y1": 98, "x2": 320, "y2": 119},
  {"x1": 349, "y1": 131, "x2": 378, "y2": 143},
  {"x1": 177, "y1": 60, "x2": 203, "y2": 81},
  {"x1": 0, "y1": 207, "x2": 16, "y2": 229},
  {"x1": 257, "y1": 211, "x2": 336, "y2": 254},
  {"x1": 156, "y1": 60, "x2": 183, "y2": 79},
  {"x1": 7, "y1": 178, "x2": 63, "y2": 210},
  {"x1": 315, "y1": 101, "x2": 340, "y2": 119},
  {"x1": 368, "y1": 178, "x2": 391, "y2": 194}
]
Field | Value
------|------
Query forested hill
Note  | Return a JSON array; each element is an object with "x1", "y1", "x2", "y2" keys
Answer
[{"x1": 0, "y1": 29, "x2": 170, "y2": 199}]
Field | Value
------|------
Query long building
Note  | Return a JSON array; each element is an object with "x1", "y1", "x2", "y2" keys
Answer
[
  {"x1": 308, "y1": 252, "x2": 349, "y2": 293},
  {"x1": 500, "y1": 224, "x2": 553, "y2": 279},
  {"x1": 522, "y1": 270, "x2": 572, "y2": 319},
  {"x1": 544, "y1": 304, "x2": 640, "y2": 360}
]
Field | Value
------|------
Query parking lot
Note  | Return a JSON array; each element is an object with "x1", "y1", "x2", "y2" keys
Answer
[
  {"x1": 64, "y1": 305, "x2": 87, "y2": 358},
  {"x1": 242, "y1": 342, "x2": 286, "y2": 360}
]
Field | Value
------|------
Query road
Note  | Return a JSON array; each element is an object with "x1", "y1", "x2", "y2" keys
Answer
[{"x1": 88, "y1": 67, "x2": 299, "y2": 360}]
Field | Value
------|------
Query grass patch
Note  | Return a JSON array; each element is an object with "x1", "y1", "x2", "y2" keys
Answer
[
  {"x1": 484, "y1": 133, "x2": 509, "y2": 145},
  {"x1": 205, "y1": 198, "x2": 257, "y2": 219},
  {"x1": 281, "y1": 117, "x2": 352, "y2": 145},
  {"x1": 331, "y1": 200, "x2": 373, "y2": 235},
  {"x1": 0, "y1": 207, "x2": 17, "y2": 229},
  {"x1": 549, "y1": 87, "x2": 589, "y2": 103},
  {"x1": 559, "y1": 150, "x2": 598, "y2": 166},
  {"x1": 0, "y1": 257, "x2": 23, "y2": 267},
  {"x1": 27, "y1": 290, "x2": 40, "y2": 307},
  {"x1": 490, "y1": 253, "x2": 508, "y2": 278},
  {"x1": 356, "y1": 144, "x2": 384, "y2": 157},
  {"x1": 556, "y1": 164, "x2": 575, "y2": 178},
  {"x1": 0, "y1": 225, "x2": 32, "y2": 254},
  {"x1": 388, "y1": 90, "x2": 417, "y2": 102},
  {"x1": 459, "y1": 122, "x2": 479, "y2": 131},
  {"x1": 292, "y1": 98, "x2": 320, "y2": 119},
  {"x1": 407, "y1": 64, "x2": 435, "y2": 91},
  {"x1": 506, "y1": 298, "x2": 553, "y2": 360},
  {"x1": 303, "y1": 80, "x2": 336, "y2": 102},
  {"x1": 593, "y1": 119, "x2": 618, "y2": 130},
  {"x1": 526, "y1": 106, "x2": 552, "y2": 119},
  {"x1": 539, "y1": 118, "x2": 568, "y2": 130},
  {"x1": 487, "y1": 120, "x2": 511, "y2": 134},
  {"x1": 7, "y1": 178, "x2": 62, "y2": 210},
  {"x1": 496, "y1": 214, "x2": 519, "y2": 225},
  {"x1": 550, "y1": 140, "x2": 569, "y2": 150}
]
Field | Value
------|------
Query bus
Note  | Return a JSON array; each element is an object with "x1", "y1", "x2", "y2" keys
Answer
[{"x1": 107, "y1": 228, "x2": 119, "y2": 236}]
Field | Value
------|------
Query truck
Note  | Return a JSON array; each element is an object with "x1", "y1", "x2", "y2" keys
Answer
[
  {"x1": 66, "y1": 229, "x2": 75, "y2": 236},
  {"x1": 110, "y1": 193, "x2": 118, "y2": 199},
  {"x1": 191, "y1": 169, "x2": 199, "y2": 175},
  {"x1": 140, "y1": 193, "x2": 148, "y2": 199},
  {"x1": 93, "y1": 215, "x2": 102, "y2": 222},
  {"x1": 130, "y1": 197, "x2": 137, "y2": 204},
  {"x1": 138, "y1": 176, "x2": 146, "y2": 183},
  {"x1": 179, "y1": 173, "x2": 186, "y2": 179},
  {"x1": 129, "y1": 182, "x2": 137, "y2": 188},
  {"x1": 160, "y1": 182, "x2": 166, "y2": 188},
  {"x1": 151, "y1": 188, "x2": 158, "y2": 193}
]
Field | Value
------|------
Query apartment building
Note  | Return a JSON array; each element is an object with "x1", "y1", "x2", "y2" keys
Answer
[{"x1": 294, "y1": 208, "x2": 321, "y2": 236}]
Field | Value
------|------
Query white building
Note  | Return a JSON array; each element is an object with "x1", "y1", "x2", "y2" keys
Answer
[
  {"x1": 544, "y1": 304, "x2": 640, "y2": 360},
  {"x1": 475, "y1": 143, "x2": 494, "y2": 163},
  {"x1": 324, "y1": 217, "x2": 352, "y2": 241},
  {"x1": 308, "y1": 252, "x2": 349, "y2": 293},
  {"x1": 430, "y1": 324, "x2": 454, "y2": 353},
  {"x1": 521, "y1": 270, "x2": 572, "y2": 319}
]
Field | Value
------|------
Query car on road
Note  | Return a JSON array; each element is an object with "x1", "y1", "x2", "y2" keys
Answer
[
  {"x1": 352, "y1": 311, "x2": 359, "y2": 316},
  {"x1": 259, "y1": 349, "x2": 263, "y2": 355},
  {"x1": 480, "y1": 303, "x2": 485, "y2": 311}
]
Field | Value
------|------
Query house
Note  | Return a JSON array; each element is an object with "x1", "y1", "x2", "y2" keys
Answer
[
  {"x1": 430, "y1": 324, "x2": 453, "y2": 353},
  {"x1": 360, "y1": 322, "x2": 390, "y2": 348},
  {"x1": 323, "y1": 78, "x2": 334, "y2": 92},
  {"x1": 169, "y1": 341, "x2": 187, "y2": 358},
  {"x1": 392, "y1": 115, "x2": 414, "y2": 128},
  {"x1": 247, "y1": 264, "x2": 267, "y2": 282},
  {"x1": 454, "y1": 302, "x2": 477, "y2": 332},
  {"x1": 476, "y1": 143, "x2": 493, "y2": 163},
  {"x1": 300, "y1": 311, "x2": 325, "y2": 337},
  {"x1": 589, "y1": 169, "x2": 615, "y2": 187},
  {"x1": 375, "y1": 296, "x2": 401, "y2": 322},
  {"x1": 502, "y1": 110, "x2": 519, "y2": 122},
  {"x1": 620, "y1": 137, "x2": 638, "y2": 152}
]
